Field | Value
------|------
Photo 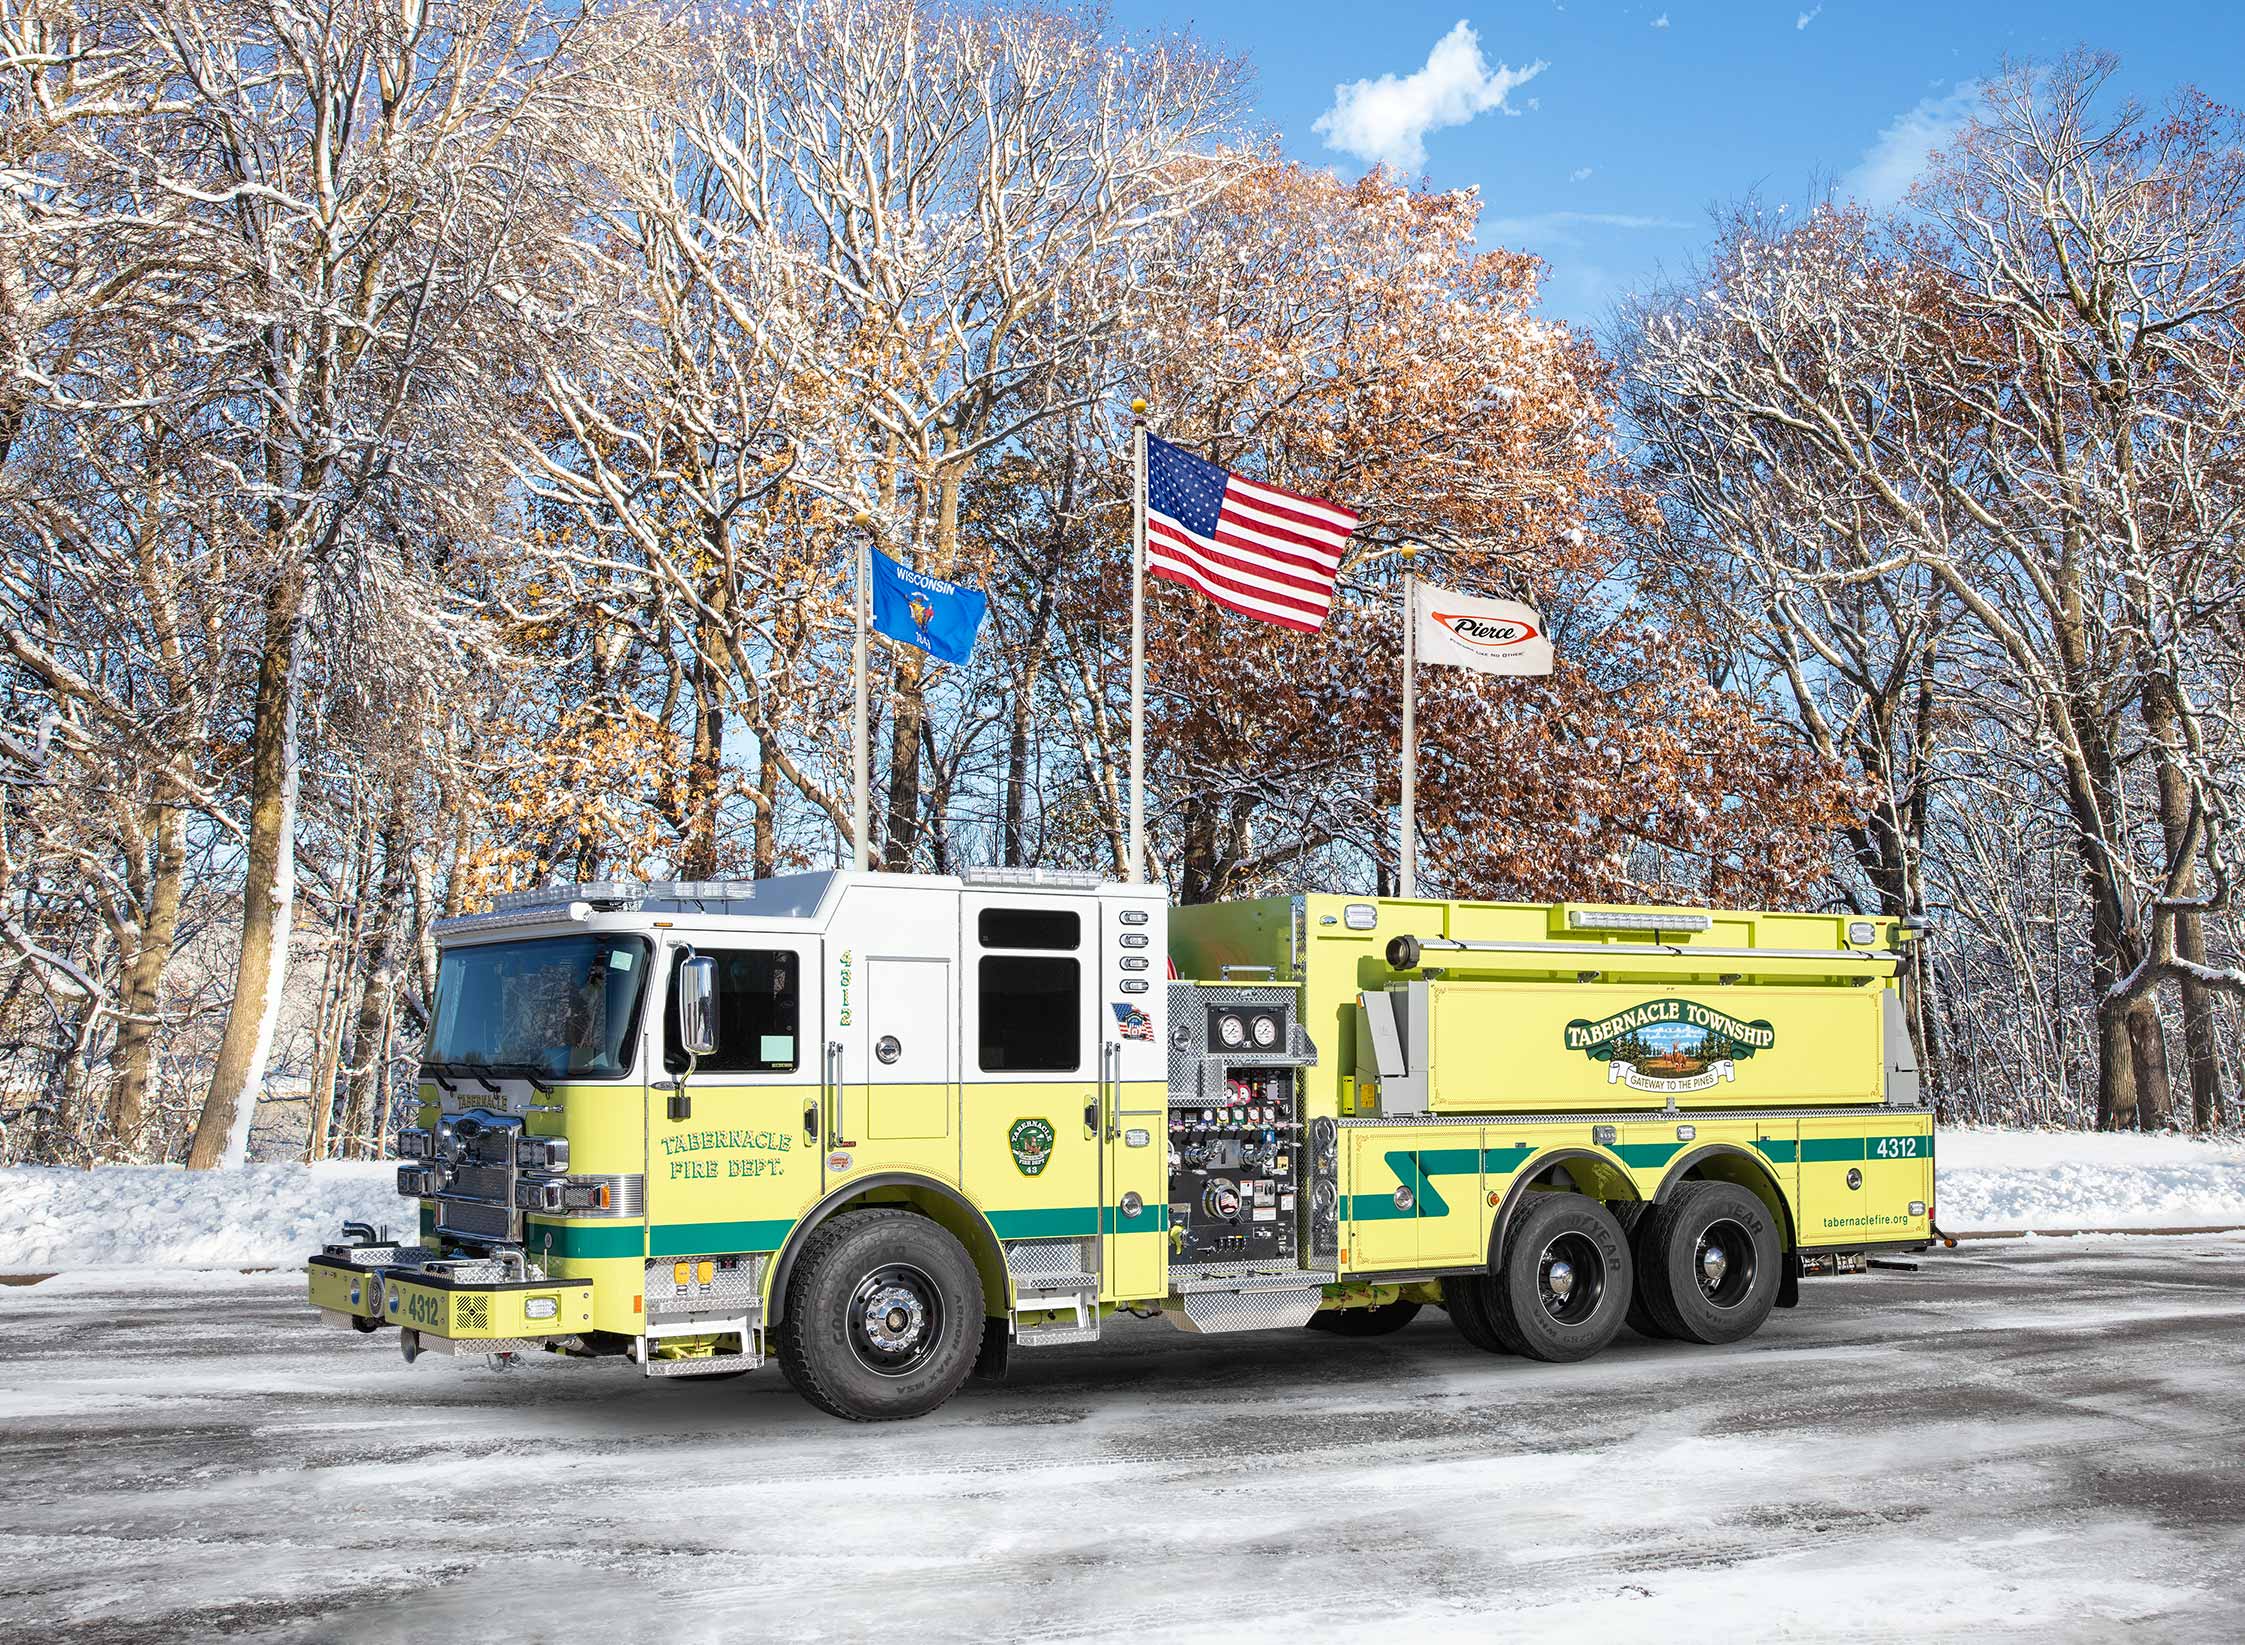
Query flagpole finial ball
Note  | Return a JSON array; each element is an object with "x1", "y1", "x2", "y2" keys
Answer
[
  {"x1": 1400, "y1": 543, "x2": 1419, "y2": 560},
  {"x1": 1130, "y1": 399, "x2": 1148, "y2": 416},
  {"x1": 851, "y1": 510, "x2": 871, "y2": 529}
]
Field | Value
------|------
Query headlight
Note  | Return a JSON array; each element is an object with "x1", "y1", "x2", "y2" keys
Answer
[
  {"x1": 397, "y1": 1163, "x2": 445, "y2": 1198},
  {"x1": 1250, "y1": 1014, "x2": 1279, "y2": 1048},
  {"x1": 1216, "y1": 1013, "x2": 1246, "y2": 1048},
  {"x1": 514, "y1": 1178, "x2": 566, "y2": 1213},
  {"x1": 515, "y1": 1136, "x2": 570, "y2": 1173},
  {"x1": 396, "y1": 1128, "x2": 432, "y2": 1159},
  {"x1": 524, "y1": 1296, "x2": 559, "y2": 1321}
]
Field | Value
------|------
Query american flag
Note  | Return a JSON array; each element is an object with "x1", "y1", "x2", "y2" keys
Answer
[{"x1": 1144, "y1": 434, "x2": 1357, "y2": 633}]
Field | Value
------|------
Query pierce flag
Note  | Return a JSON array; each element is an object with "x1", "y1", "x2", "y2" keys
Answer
[
  {"x1": 868, "y1": 547, "x2": 987, "y2": 666},
  {"x1": 1412, "y1": 582, "x2": 1554, "y2": 675}
]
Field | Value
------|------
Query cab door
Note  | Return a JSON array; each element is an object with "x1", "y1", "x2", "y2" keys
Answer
[
  {"x1": 960, "y1": 892, "x2": 1104, "y2": 1279},
  {"x1": 646, "y1": 940, "x2": 823, "y2": 1263}
]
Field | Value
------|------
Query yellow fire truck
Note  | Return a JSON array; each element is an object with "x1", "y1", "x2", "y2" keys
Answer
[{"x1": 307, "y1": 870, "x2": 1933, "y2": 1420}]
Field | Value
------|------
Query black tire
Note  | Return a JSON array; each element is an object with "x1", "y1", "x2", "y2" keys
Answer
[
  {"x1": 1614, "y1": 1200, "x2": 1674, "y2": 1341},
  {"x1": 1441, "y1": 1274, "x2": 1512, "y2": 1354},
  {"x1": 1485, "y1": 1193, "x2": 1633, "y2": 1363},
  {"x1": 1306, "y1": 1300, "x2": 1422, "y2": 1337},
  {"x1": 1636, "y1": 1182, "x2": 1782, "y2": 1346},
  {"x1": 776, "y1": 1209, "x2": 984, "y2": 1421}
]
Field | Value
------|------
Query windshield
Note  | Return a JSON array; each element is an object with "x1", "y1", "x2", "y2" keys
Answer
[{"x1": 426, "y1": 934, "x2": 652, "y2": 1080}]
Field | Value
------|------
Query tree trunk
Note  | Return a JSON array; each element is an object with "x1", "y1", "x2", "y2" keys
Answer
[
  {"x1": 108, "y1": 798, "x2": 186, "y2": 1153},
  {"x1": 341, "y1": 798, "x2": 411, "y2": 1157},
  {"x1": 2143, "y1": 672, "x2": 2228, "y2": 1129},
  {"x1": 2125, "y1": 998, "x2": 2174, "y2": 1131},
  {"x1": 679, "y1": 599, "x2": 727, "y2": 880},
  {"x1": 2093, "y1": 988, "x2": 2138, "y2": 1131},
  {"x1": 752, "y1": 734, "x2": 779, "y2": 879},
  {"x1": 187, "y1": 570, "x2": 308, "y2": 1170}
]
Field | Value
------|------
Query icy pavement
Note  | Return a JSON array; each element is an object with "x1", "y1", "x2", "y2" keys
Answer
[{"x1": 4, "y1": 1240, "x2": 2244, "y2": 1642}]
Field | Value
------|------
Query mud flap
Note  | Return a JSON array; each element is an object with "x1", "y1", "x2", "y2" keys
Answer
[
  {"x1": 971, "y1": 1315, "x2": 1011, "y2": 1383},
  {"x1": 1776, "y1": 1248, "x2": 1801, "y2": 1310}
]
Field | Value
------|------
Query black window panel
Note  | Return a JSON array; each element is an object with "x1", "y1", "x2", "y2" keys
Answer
[
  {"x1": 664, "y1": 949, "x2": 801, "y2": 1074},
  {"x1": 976, "y1": 907, "x2": 1080, "y2": 951},
  {"x1": 978, "y1": 956, "x2": 1080, "y2": 1071}
]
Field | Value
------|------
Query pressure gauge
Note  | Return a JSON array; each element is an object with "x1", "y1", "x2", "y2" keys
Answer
[
  {"x1": 1216, "y1": 1013, "x2": 1247, "y2": 1048},
  {"x1": 1250, "y1": 1014, "x2": 1279, "y2": 1049}
]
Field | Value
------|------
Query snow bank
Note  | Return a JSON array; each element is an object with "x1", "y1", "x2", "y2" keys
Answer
[
  {"x1": 1937, "y1": 1128, "x2": 2245, "y2": 1232},
  {"x1": 7, "y1": 1129, "x2": 2245, "y2": 1270},
  {"x1": 0, "y1": 1163, "x2": 408, "y2": 1270}
]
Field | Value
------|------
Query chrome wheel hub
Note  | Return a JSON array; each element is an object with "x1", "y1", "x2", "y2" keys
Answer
[
  {"x1": 846, "y1": 1261, "x2": 944, "y2": 1379},
  {"x1": 1693, "y1": 1219, "x2": 1756, "y2": 1308},
  {"x1": 861, "y1": 1285, "x2": 926, "y2": 1354},
  {"x1": 1536, "y1": 1232, "x2": 1605, "y2": 1325}
]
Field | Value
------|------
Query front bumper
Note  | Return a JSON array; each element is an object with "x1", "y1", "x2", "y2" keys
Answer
[{"x1": 308, "y1": 1243, "x2": 593, "y2": 1354}]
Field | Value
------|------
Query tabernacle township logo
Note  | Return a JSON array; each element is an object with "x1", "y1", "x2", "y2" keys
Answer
[
  {"x1": 1565, "y1": 997, "x2": 1776, "y2": 1094},
  {"x1": 1008, "y1": 1117, "x2": 1056, "y2": 1176}
]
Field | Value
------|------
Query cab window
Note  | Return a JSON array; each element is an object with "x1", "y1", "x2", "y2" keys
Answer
[
  {"x1": 664, "y1": 949, "x2": 800, "y2": 1073},
  {"x1": 978, "y1": 905, "x2": 1079, "y2": 1072}
]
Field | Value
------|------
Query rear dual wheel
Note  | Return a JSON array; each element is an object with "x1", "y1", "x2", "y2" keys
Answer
[{"x1": 1629, "y1": 1182, "x2": 1782, "y2": 1345}]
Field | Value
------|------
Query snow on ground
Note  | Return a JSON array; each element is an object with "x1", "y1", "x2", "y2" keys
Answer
[
  {"x1": 6, "y1": 1128, "x2": 2245, "y2": 1271},
  {"x1": 1935, "y1": 1127, "x2": 2245, "y2": 1232},
  {"x1": 0, "y1": 1163, "x2": 408, "y2": 1270}
]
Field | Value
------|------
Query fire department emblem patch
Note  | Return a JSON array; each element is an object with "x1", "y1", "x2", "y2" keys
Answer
[
  {"x1": 1008, "y1": 1117, "x2": 1056, "y2": 1176},
  {"x1": 1110, "y1": 1002, "x2": 1154, "y2": 1041}
]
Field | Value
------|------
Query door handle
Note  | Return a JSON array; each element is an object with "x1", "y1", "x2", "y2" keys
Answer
[
  {"x1": 803, "y1": 1099, "x2": 819, "y2": 1143},
  {"x1": 825, "y1": 1040, "x2": 856, "y2": 1150}
]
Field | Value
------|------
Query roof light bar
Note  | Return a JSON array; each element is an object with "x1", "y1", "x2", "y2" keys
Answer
[
  {"x1": 1566, "y1": 909, "x2": 1712, "y2": 934},
  {"x1": 961, "y1": 866, "x2": 1107, "y2": 890}
]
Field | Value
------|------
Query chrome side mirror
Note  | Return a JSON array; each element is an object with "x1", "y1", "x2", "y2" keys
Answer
[{"x1": 677, "y1": 955, "x2": 718, "y2": 1058}]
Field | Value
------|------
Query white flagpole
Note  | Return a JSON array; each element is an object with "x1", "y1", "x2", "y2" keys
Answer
[
  {"x1": 850, "y1": 510, "x2": 871, "y2": 872},
  {"x1": 1127, "y1": 400, "x2": 1148, "y2": 885},
  {"x1": 1399, "y1": 544, "x2": 1418, "y2": 899}
]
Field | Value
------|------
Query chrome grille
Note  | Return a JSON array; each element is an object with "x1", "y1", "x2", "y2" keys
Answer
[
  {"x1": 436, "y1": 1199, "x2": 513, "y2": 1240},
  {"x1": 452, "y1": 1164, "x2": 509, "y2": 1201}
]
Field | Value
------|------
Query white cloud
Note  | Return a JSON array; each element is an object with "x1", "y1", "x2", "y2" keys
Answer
[
  {"x1": 1482, "y1": 209, "x2": 1693, "y2": 249},
  {"x1": 1844, "y1": 81, "x2": 1981, "y2": 207},
  {"x1": 1313, "y1": 21, "x2": 1548, "y2": 171},
  {"x1": 1796, "y1": 4, "x2": 1822, "y2": 27},
  {"x1": 1651, "y1": 12, "x2": 1670, "y2": 27},
  {"x1": 1570, "y1": 165, "x2": 1594, "y2": 182}
]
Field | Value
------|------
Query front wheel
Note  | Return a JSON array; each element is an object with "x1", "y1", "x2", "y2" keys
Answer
[
  {"x1": 1485, "y1": 1194, "x2": 1633, "y2": 1363},
  {"x1": 777, "y1": 1210, "x2": 985, "y2": 1421}
]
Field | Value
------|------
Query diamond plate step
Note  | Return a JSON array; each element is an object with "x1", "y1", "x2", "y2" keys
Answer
[
  {"x1": 1013, "y1": 1322, "x2": 1101, "y2": 1348},
  {"x1": 644, "y1": 1350, "x2": 760, "y2": 1378},
  {"x1": 1171, "y1": 1284, "x2": 1325, "y2": 1335}
]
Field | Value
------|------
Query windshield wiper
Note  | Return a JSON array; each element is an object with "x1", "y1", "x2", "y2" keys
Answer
[
  {"x1": 463, "y1": 1060, "x2": 558, "y2": 1097},
  {"x1": 418, "y1": 1060, "x2": 461, "y2": 1095}
]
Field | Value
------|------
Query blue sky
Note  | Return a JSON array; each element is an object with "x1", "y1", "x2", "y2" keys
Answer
[{"x1": 1136, "y1": 1, "x2": 2244, "y2": 333}]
